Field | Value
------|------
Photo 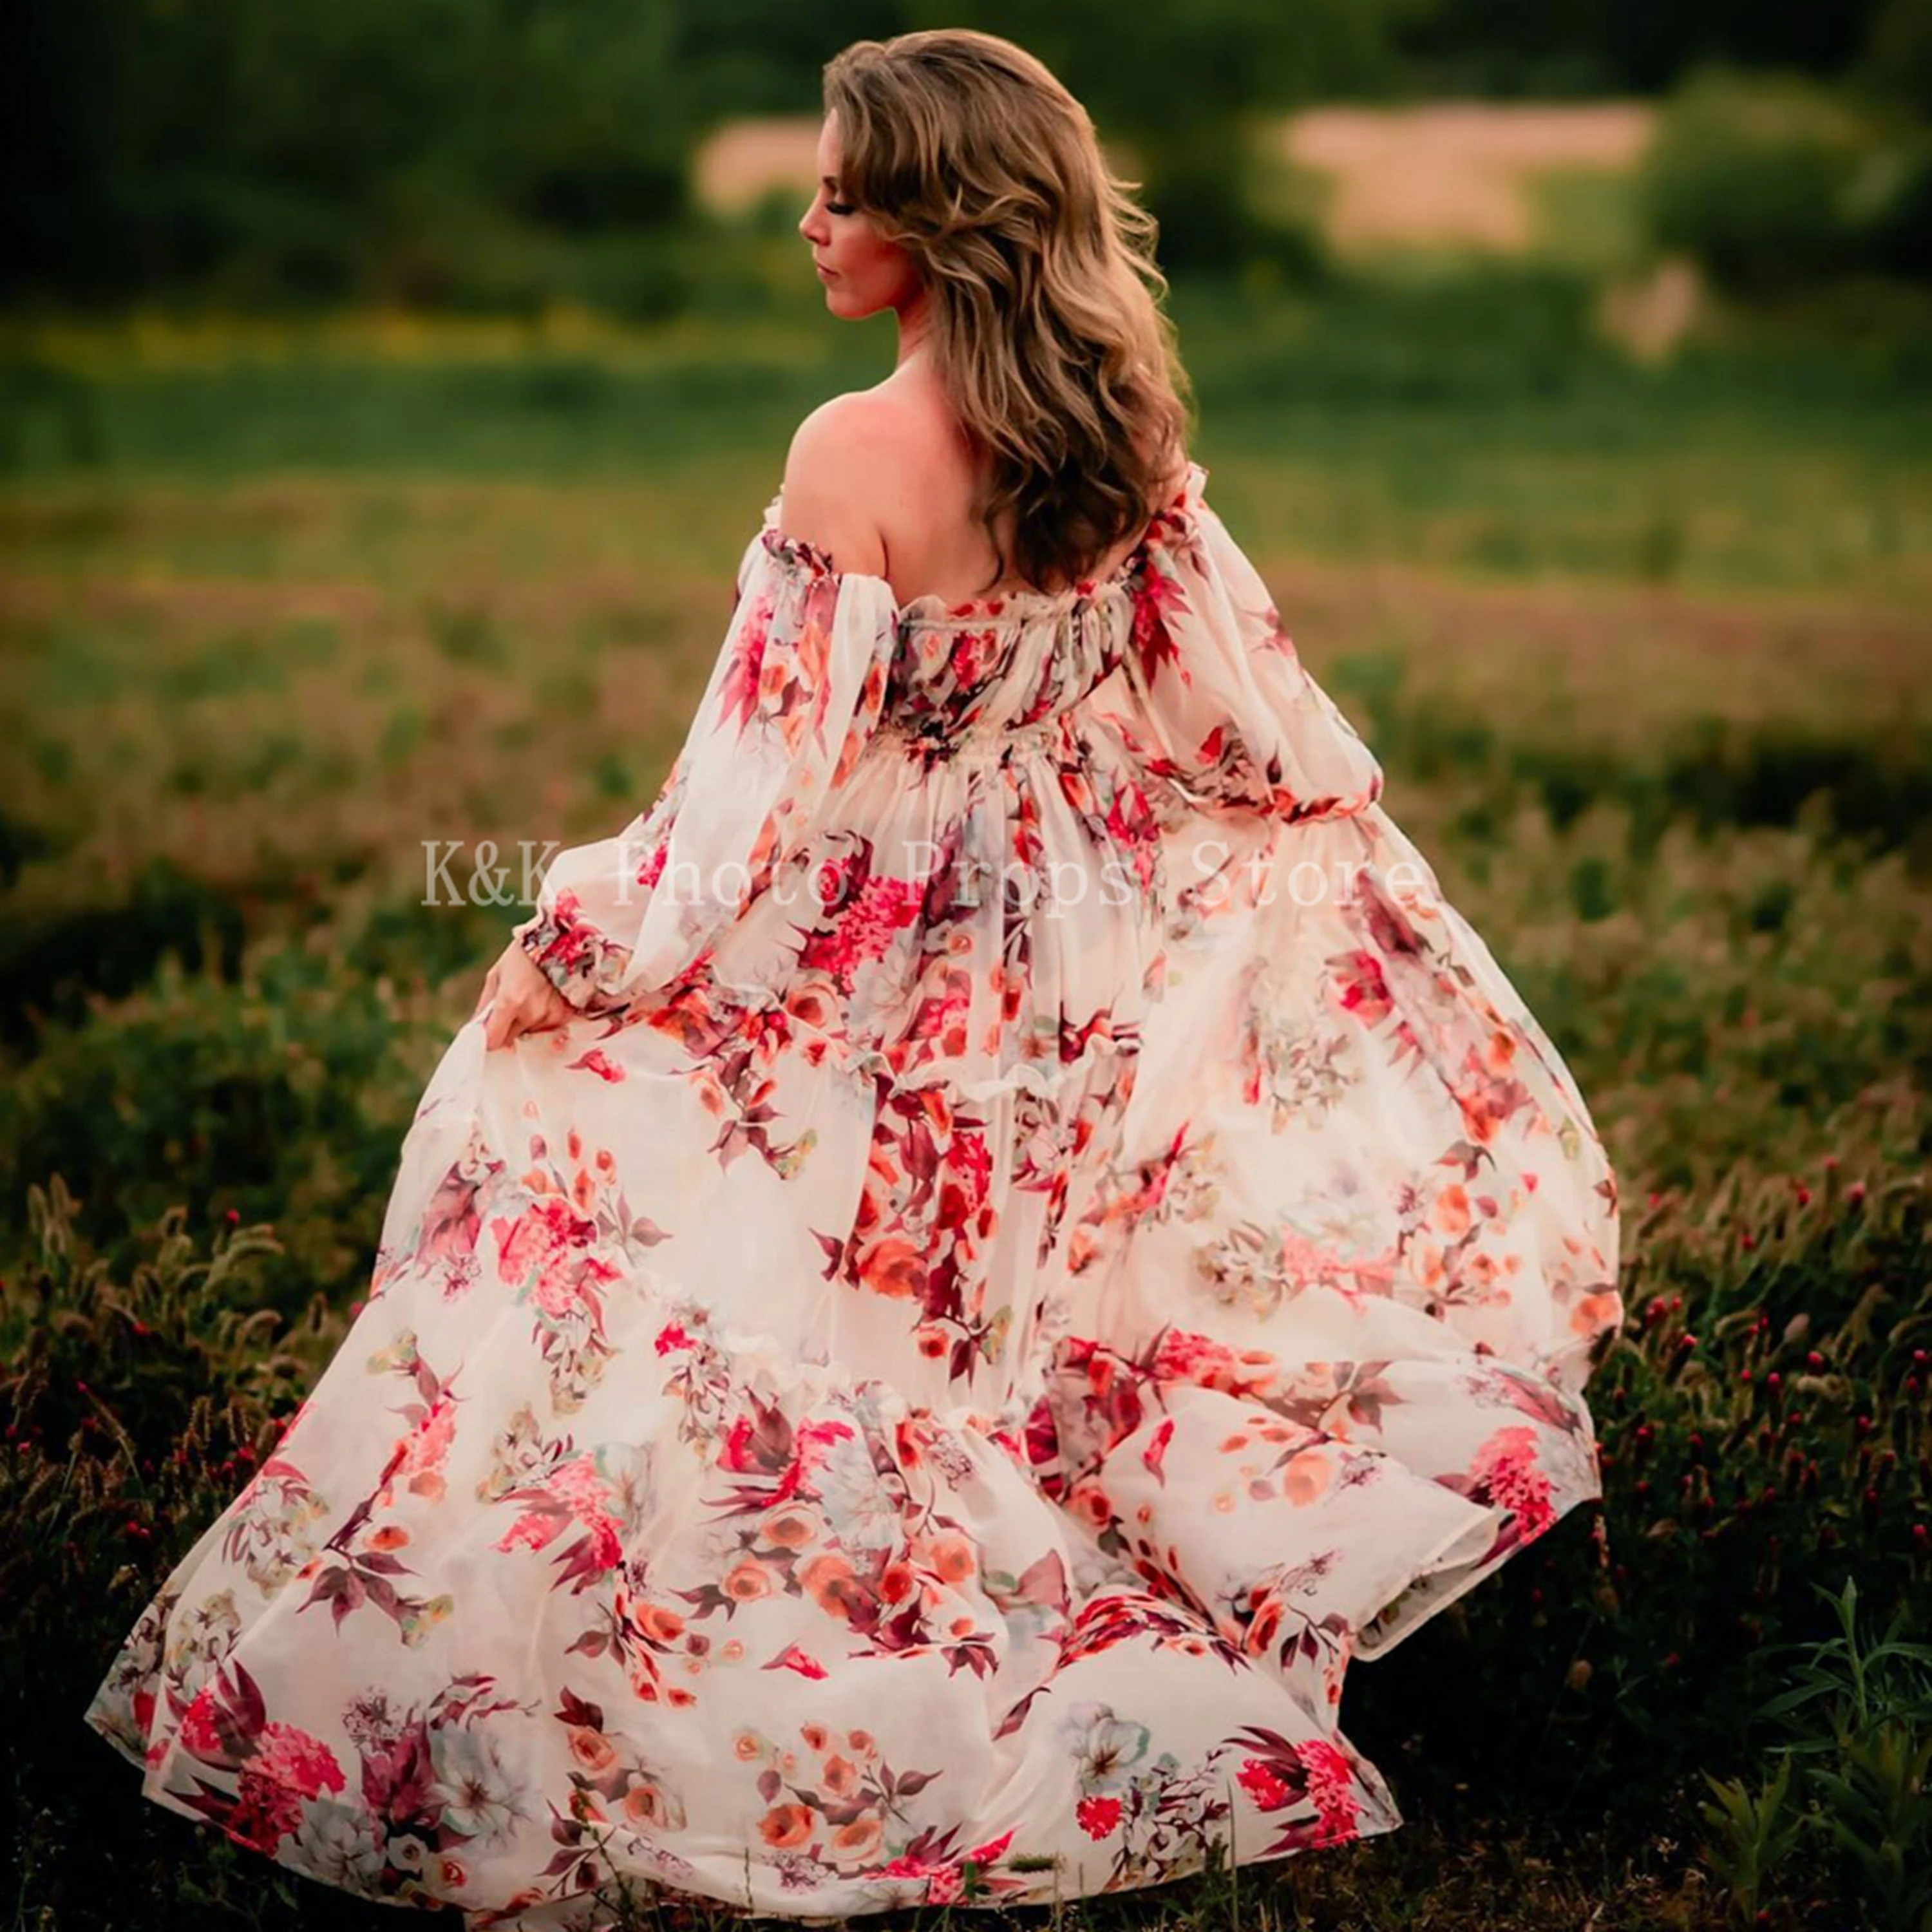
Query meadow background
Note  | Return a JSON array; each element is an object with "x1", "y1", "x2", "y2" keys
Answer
[{"x1": 4, "y1": 1, "x2": 1931, "y2": 1927}]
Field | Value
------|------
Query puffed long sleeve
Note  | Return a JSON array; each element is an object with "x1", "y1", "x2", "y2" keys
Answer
[
  {"x1": 1107, "y1": 477, "x2": 1385, "y2": 824},
  {"x1": 511, "y1": 525, "x2": 900, "y2": 1014}
]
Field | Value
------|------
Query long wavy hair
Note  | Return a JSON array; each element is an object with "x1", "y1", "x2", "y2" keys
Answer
[{"x1": 822, "y1": 29, "x2": 1195, "y2": 596}]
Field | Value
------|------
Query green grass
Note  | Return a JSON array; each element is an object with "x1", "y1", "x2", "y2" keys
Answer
[
  {"x1": 6, "y1": 267, "x2": 1931, "y2": 599},
  {"x1": 1526, "y1": 166, "x2": 1649, "y2": 274}
]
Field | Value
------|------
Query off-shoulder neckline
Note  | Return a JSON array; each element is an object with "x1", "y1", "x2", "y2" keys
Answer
[{"x1": 757, "y1": 460, "x2": 1208, "y2": 628}]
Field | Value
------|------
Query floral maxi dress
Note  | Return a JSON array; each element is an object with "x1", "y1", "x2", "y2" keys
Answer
[{"x1": 83, "y1": 460, "x2": 1624, "y2": 1925}]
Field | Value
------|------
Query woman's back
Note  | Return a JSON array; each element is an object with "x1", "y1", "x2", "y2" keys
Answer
[{"x1": 804, "y1": 368, "x2": 1187, "y2": 609}]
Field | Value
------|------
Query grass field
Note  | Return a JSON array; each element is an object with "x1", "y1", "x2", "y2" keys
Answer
[{"x1": 3, "y1": 262, "x2": 1931, "y2": 1927}]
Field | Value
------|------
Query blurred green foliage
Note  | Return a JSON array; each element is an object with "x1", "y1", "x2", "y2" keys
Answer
[
  {"x1": 12, "y1": 0, "x2": 1932, "y2": 307},
  {"x1": 1640, "y1": 67, "x2": 1932, "y2": 294}
]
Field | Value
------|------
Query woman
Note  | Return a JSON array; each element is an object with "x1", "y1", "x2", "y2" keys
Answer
[{"x1": 84, "y1": 28, "x2": 1623, "y2": 1926}]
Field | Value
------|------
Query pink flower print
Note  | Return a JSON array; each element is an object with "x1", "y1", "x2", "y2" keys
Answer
[
  {"x1": 497, "y1": 1509, "x2": 565, "y2": 1556},
  {"x1": 495, "y1": 1195, "x2": 595, "y2": 1289},
  {"x1": 534, "y1": 891, "x2": 591, "y2": 969},
  {"x1": 1151, "y1": 1327, "x2": 1280, "y2": 1399},
  {"x1": 808, "y1": 873, "x2": 923, "y2": 990},
  {"x1": 939, "y1": 1133, "x2": 993, "y2": 1233},
  {"x1": 717, "y1": 1414, "x2": 759, "y2": 1473},
  {"x1": 1151, "y1": 1327, "x2": 1238, "y2": 1386},
  {"x1": 1300, "y1": 1738, "x2": 1363, "y2": 1842},
  {"x1": 229, "y1": 1768, "x2": 305, "y2": 1853},
  {"x1": 549, "y1": 1453, "x2": 623, "y2": 1570},
  {"x1": 396, "y1": 1392, "x2": 458, "y2": 1491},
  {"x1": 1468, "y1": 1423, "x2": 1556, "y2": 1536},
  {"x1": 549, "y1": 1452, "x2": 611, "y2": 1524},
  {"x1": 907, "y1": 980, "x2": 971, "y2": 1057},
  {"x1": 878, "y1": 1849, "x2": 942, "y2": 1878},
  {"x1": 717, "y1": 603, "x2": 775, "y2": 735},
  {"x1": 253, "y1": 1721, "x2": 347, "y2": 1801},
  {"x1": 949, "y1": 628, "x2": 999, "y2": 688},
  {"x1": 813, "y1": 852, "x2": 862, "y2": 914}
]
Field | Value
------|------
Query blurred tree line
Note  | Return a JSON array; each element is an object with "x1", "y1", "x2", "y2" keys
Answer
[{"x1": 6, "y1": 0, "x2": 1930, "y2": 310}]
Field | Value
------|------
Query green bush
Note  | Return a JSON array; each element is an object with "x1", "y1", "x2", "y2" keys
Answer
[
  {"x1": 1643, "y1": 62, "x2": 1932, "y2": 294},
  {"x1": 0, "y1": 943, "x2": 446, "y2": 1314},
  {"x1": 1698, "y1": 1577, "x2": 1932, "y2": 1928},
  {"x1": 1139, "y1": 120, "x2": 1330, "y2": 283},
  {"x1": 1638, "y1": 69, "x2": 1878, "y2": 297},
  {"x1": 0, "y1": 1180, "x2": 407, "y2": 1928},
  {"x1": 1844, "y1": 129, "x2": 1932, "y2": 281}
]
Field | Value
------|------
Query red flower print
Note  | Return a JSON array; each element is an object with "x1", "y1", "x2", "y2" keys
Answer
[
  {"x1": 1331, "y1": 949, "x2": 1394, "y2": 1027},
  {"x1": 763, "y1": 1643, "x2": 829, "y2": 1680},
  {"x1": 1077, "y1": 1792, "x2": 1124, "y2": 1838},
  {"x1": 1236, "y1": 1756, "x2": 1292, "y2": 1810},
  {"x1": 253, "y1": 1721, "x2": 347, "y2": 1800}
]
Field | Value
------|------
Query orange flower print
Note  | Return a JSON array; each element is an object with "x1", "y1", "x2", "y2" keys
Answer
[
  {"x1": 762, "y1": 1509, "x2": 817, "y2": 1548},
  {"x1": 857, "y1": 1235, "x2": 923, "y2": 1299},
  {"x1": 623, "y1": 1779, "x2": 674, "y2": 1828},
  {"x1": 799, "y1": 1551, "x2": 862, "y2": 1618},
  {"x1": 724, "y1": 1559, "x2": 774, "y2": 1602},
  {"x1": 1573, "y1": 1289, "x2": 1622, "y2": 1336},
  {"x1": 928, "y1": 1535, "x2": 976, "y2": 1584},
  {"x1": 759, "y1": 1801, "x2": 815, "y2": 1848},
  {"x1": 567, "y1": 1727, "x2": 618, "y2": 1774},
  {"x1": 829, "y1": 1814, "x2": 884, "y2": 1861},
  {"x1": 1283, "y1": 1448, "x2": 1332, "y2": 1505}
]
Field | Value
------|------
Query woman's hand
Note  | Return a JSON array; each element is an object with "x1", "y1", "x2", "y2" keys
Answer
[{"x1": 473, "y1": 940, "x2": 580, "y2": 1050}]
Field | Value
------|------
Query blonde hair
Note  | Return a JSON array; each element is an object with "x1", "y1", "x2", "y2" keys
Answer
[{"x1": 822, "y1": 29, "x2": 1195, "y2": 595}]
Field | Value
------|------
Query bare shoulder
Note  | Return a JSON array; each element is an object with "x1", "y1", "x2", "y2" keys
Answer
[{"x1": 777, "y1": 392, "x2": 916, "y2": 580}]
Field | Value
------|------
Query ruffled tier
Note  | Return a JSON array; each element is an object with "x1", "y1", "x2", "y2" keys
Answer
[
  {"x1": 83, "y1": 816, "x2": 1616, "y2": 1919},
  {"x1": 1059, "y1": 795, "x2": 1620, "y2": 1660},
  {"x1": 84, "y1": 1016, "x2": 1431, "y2": 1926}
]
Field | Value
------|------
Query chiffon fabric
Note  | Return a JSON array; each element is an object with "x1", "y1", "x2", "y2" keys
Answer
[{"x1": 84, "y1": 460, "x2": 1623, "y2": 1926}]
